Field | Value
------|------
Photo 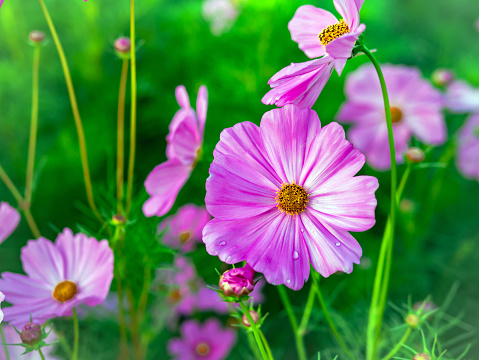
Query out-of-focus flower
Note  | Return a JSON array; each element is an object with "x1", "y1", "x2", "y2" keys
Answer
[
  {"x1": 219, "y1": 265, "x2": 255, "y2": 298},
  {"x1": 143, "y1": 86, "x2": 208, "y2": 218},
  {"x1": 406, "y1": 314, "x2": 420, "y2": 328},
  {"x1": 399, "y1": 199, "x2": 416, "y2": 214},
  {"x1": 158, "y1": 204, "x2": 211, "y2": 252},
  {"x1": 413, "y1": 353, "x2": 431, "y2": 360},
  {"x1": 431, "y1": 68, "x2": 454, "y2": 87},
  {"x1": 337, "y1": 64, "x2": 446, "y2": 170},
  {"x1": 114, "y1": 36, "x2": 131, "y2": 56},
  {"x1": 446, "y1": 80, "x2": 479, "y2": 113},
  {"x1": 21, "y1": 322, "x2": 42, "y2": 345},
  {"x1": 457, "y1": 113, "x2": 479, "y2": 181},
  {"x1": 0, "y1": 202, "x2": 20, "y2": 244},
  {"x1": 29, "y1": 31, "x2": 45, "y2": 44},
  {"x1": 203, "y1": 105, "x2": 378, "y2": 290},
  {"x1": 202, "y1": 0, "x2": 239, "y2": 36},
  {"x1": 168, "y1": 319, "x2": 236, "y2": 360},
  {"x1": 242, "y1": 310, "x2": 259, "y2": 327},
  {"x1": 288, "y1": 0, "x2": 366, "y2": 75},
  {"x1": 413, "y1": 300, "x2": 437, "y2": 315},
  {"x1": 405, "y1": 147, "x2": 425, "y2": 163},
  {"x1": 0, "y1": 228, "x2": 114, "y2": 327}
]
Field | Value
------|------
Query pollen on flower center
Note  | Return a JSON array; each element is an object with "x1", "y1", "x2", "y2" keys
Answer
[
  {"x1": 390, "y1": 106, "x2": 403, "y2": 123},
  {"x1": 318, "y1": 19, "x2": 350, "y2": 46},
  {"x1": 196, "y1": 342, "x2": 210, "y2": 356},
  {"x1": 53, "y1": 280, "x2": 78, "y2": 302},
  {"x1": 179, "y1": 231, "x2": 191, "y2": 243},
  {"x1": 276, "y1": 183, "x2": 309, "y2": 215}
]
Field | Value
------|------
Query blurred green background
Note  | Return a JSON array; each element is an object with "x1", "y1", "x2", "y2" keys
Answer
[{"x1": 1, "y1": 0, "x2": 479, "y2": 358}]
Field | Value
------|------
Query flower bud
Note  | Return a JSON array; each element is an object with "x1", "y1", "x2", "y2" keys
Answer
[
  {"x1": 29, "y1": 31, "x2": 45, "y2": 44},
  {"x1": 405, "y1": 147, "x2": 425, "y2": 163},
  {"x1": 219, "y1": 265, "x2": 255, "y2": 298},
  {"x1": 413, "y1": 300, "x2": 437, "y2": 314},
  {"x1": 114, "y1": 37, "x2": 131, "y2": 57},
  {"x1": 21, "y1": 322, "x2": 42, "y2": 345},
  {"x1": 112, "y1": 214, "x2": 126, "y2": 225},
  {"x1": 406, "y1": 314, "x2": 420, "y2": 328},
  {"x1": 431, "y1": 68, "x2": 453, "y2": 87},
  {"x1": 413, "y1": 353, "x2": 431, "y2": 360},
  {"x1": 242, "y1": 310, "x2": 259, "y2": 327}
]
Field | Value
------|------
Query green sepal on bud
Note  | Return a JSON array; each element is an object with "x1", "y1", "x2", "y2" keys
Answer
[
  {"x1": 4, "y1": 319, "x2": 57, "y2": 355},
  {"x1": 206, "y1": 285, "x2": 251, "y2": 304}
]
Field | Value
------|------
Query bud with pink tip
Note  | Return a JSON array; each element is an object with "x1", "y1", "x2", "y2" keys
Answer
[
  {"x1": 405, "y1": 314, "x2": 420, "y2": 328},
  {"x1": 432, "y1": 68, "x2": 454, "y2": 87},
  {"x1": 29, "y1": 31, "x2": 45, "y2": 44},
  {"x1": 413, "y1": 353, "x2": 431, "y2": 360},
  {"x1": 405, "y1": 147, "x2": 425, "y2": 163},
  {"x1": 21, "y1": 322, "x2": 42, "y2": 345},
  {"x1": 413, "y1": 300, "x2": 437, "y2": 314},
  {"x1": 219, "y1": 264, "x2": 255, "y2": 298},
  {"x1": 114, "y1": 37, "x2": 131, "y2": 58},
  {"x1": 242, "y1": 310, "x2": 259, "y2": 327}
]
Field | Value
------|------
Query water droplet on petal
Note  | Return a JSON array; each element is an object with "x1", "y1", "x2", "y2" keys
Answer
[
  {"x1": 226, "y1": 256, "x2": 231, "y2": 262},
  {"x1": 290, "y1": 62, "x2": 295, "y2": 66},
  {"x1": 335, "y1": 242, "x2": 341, "y2": 247},
  {"x1": 219, "y1": 241, "x2": 226, "y2": 246},
  {"x1": 293, "y1": 251, "x2": 299, "y2": 260},
  {"x1": 286, "y1": 279, "x2": 291, "y2": 284},
  {"x1": 300, "y1": 228, "x2": 304, "y2": 233}
]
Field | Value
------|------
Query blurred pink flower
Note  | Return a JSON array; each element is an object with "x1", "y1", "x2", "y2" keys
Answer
[
  {"x1": 0, "y1": 228, "x2": 114, "y2": 327},
  {"x1": 168, "y1": 319, "x2": 236, "y2": 360},
  {"x1": 143, "y1": 86, "x2": 208, "y2": 218},
  {"x1": 0, "y1": 202, "x2": 20, "y2": 244},
  {"x1": 446, "y1": 80, "x2": 479, "y2": 113},
  {"x1": 289, "y1": 0, "x2": 366, "y2": 75},
  {"x1": 431, "y1": 68, "x2": 454, "y2": 87},
  {"x1": 158, "y1": 204, "x2": 211, "y2": 252},
  {"x1": 202, "y1": 0, "x2": 238, "y2": 36},
  {"x1": 457, "y1": 113, "x2": 479, "y2": 181},
  {"x1": 337, "y1": 64, "x2": 446, "y2": 170},
  {"x1": 0, "y1": 292, "x2": 4, "y2": 323},
  {"x1": 203, "y1": 105, "x2": 378, "y2": 290}
]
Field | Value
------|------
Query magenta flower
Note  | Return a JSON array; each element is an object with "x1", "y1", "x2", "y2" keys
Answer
[
  {"x1": 288, "y1": 0, "x2": 366, "y2": 75},
  {"x1": 0, "y1": 202, "x2": 20, "y2": 244},
  {"x1": 446, "y1": 80, "x2": 479, "y2": 113},
  {"x1": 219, "y1": 265, "x2": 255, "y2": 298},
  {"x1": 143, "y1": 85, "x2": 208, "y2": 218},
  {"x1": 158, "y1": 204, "x2": 211, "y2": 252},
  {"x1": 457, "y1": 113, "x2": 479, "y2": 181},
  {"x1": 337, "y1": 64, "x2": 446, "y2": 170},
  {"x1": 0, "y1": 325, "x2": 59, "y2": 360},
  {"x1": 168, "y1": 319, "x2": 236, "y2": 360},
  {"x1": 203, "y1": 105, "x2": 378, "y2": 290},
  {"x1": 0, "y1": 228, "x2": 114, "y2": 327}
]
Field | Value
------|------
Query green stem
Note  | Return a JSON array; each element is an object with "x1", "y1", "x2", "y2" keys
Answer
[
  {"x1": 259, "y1": 329, "x2": 274, "y2": 360},
  {"x1": 72, "y1": 307, "x2": 79, "y2": 360},
  {"x1": 125, "y1": 0, "x2": 137, "y2": 216},
  {"x1": 381, "y1": 328, "x2": 412, "y2": 360},
  {"x1": 311, "y1": 272, "x2": 354, "y2": 359},
  {"x1": 239, "y1": 301, "x2": 269, "y2": 360},
  {"x1": 117, "y1": 58, "x2": 129, "y2": 215},
  {"x1": 247, "y1": 332, "x2": 263, "y2": 360},
  {"x1": 0, "y1": 325, "x2": 10, "y2": 360},
  {"x1": 276, "y1": 285, "x2": 307, "y2": 360},
  {"x1": 361, "y1": 46, "x2": 398, "y2": 360},
  {"x1": 25, "y1": 44, "x2": 40, "y2": 205},
  {"x1": 298, "y1": 282, "x2": 316, "y2": 334},
  {"x1": 38, "y1": 348, "x2": 46, "y2": 360}
]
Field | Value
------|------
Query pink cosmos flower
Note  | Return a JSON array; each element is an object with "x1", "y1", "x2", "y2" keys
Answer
[
  {"x1": 337, "y1": 64, "x2": 446, "y2": 170},
  {"x1": 0, "y1": 325, "x2": 59, "y2": 360},
  {"x1": 158, "y1": 204, "x2": 211, "y2": 252},
  {"x1": 203, "y1": 105, "x2": 378, "y2": 290},
  {"x1": 168, "y1": 319, "x2": 236, "y2": 360},
  {"x1": 289, "y1": 0, "x2": 366, "y2": 75},
  {"x1": 446, "y1": 80, "x2": 479, "y2": 113},
  {"x1": 457, "y1": 113, "x2": 479, "y2": 181},
  {"x1": 143, "y1": 85, "x2": 208, "y2": 218},
  {"x1": 202, "y1": 0, "x2": 239, "y2": 36},
  {"x1": 0, "y1": 202, "x2": 20, "y2": 244},
  {"x1": 0, "y1": 228, "x2": 114, "y2": 327}
]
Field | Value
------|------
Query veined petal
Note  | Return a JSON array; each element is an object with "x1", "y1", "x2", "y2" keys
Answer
[
  {"x1": 334, "y1": 0, "x2": 360, "y2": 30},
  {"x1": 0, "y1": 202, "x2": 20, "y2": 244},
  {"x1": 197, "y1": 85, "x2": 208, "y2": 137},
  {"x1": 0, "y1": 272, "x2": 52, "y2": 303},
  {"x1": 166, "y1": 109, "x2": 201, "y2": 164},
  {"x1": 326, "y1": 24, "x2": 365, "y2": 75},
  {"x1": 288, "y1": 5, "x2": 337, "y2": 59}
]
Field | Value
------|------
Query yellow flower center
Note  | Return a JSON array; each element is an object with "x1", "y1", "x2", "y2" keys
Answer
[
  {"x1": 53, "y1": 280, "x2": 78, "y2": 302},
  {"x1": 318, "y1": 19, "x2": 350, "y2": 46},
  {"x1": 276, "y1": 183, "x2": 309, "y2": 215},
  {"x1": 196, "y1": 342, "x2": 210, "y2": 356},
  {"x1": 390, "y1": 107, "x2": 403, "y2": 123},
  {"x1": 179, "y1": 231, "x2": 191, "y2": 243},
  {"x1": 168, "y1": 288, "x2": 182, "y2": 303}
]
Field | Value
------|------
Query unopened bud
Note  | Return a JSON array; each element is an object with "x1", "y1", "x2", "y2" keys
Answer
[
  {"x1": 413, "y1": 300, "x2": 437, "y2": 314},
  {"x1": 114, "y1": 37, "x2": 131, "y2": 57},
  {"x1": 413, "y1": 353, "x2": 431, "y2": 360},
  {"x1": 112, "y1": 214, "x2": 126, "y2": 225},
  {"x1": 21, "y1": 322, "x2": 42, "y2": 345},
  {"x1": 431, "y1": 69, "x2": 454, "y2": 87},
  {"x1": 29, "y1": 31, "x2": 45, "y2": 44},
  {"x1": 399, "y1": 199, "x2": 416, "y2": 214},
  {"x1": 219, "y1": 265, "x2": 255, "y2": 298},
  {"x1": 405, "y1": 147, "x2": 425, "y2": 163},
  {"x1": 242, "y1": 310, "x2": 259, "y2": 327},
  {"x1": 406, "y1": 314, "x2": 420, "y2": 328}
]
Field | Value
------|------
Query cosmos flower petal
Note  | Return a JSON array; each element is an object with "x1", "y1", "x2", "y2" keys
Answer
[
  {"x1": 21, "y1": 238, "x2": 65, "y2": 286},
  {"x1": 309, "y1": 176, "x2": 378, "y2": 232},
  {"x1": 334, "y1": 0, "x2": 360, "y2": 29},
  {"x1": 260, "y1": 105, "x2": 322, "y2": 183},
  {"x1": 197, "y1": 85, "x2": 208, "y2": 136},
  {"x1": 300, "y1": 212, "x2": 361, "y2": 277},
  {"x1": 446, "y1": 80, "x2": 479, "y2": 113},
  {"x1": 354, "y1": 0, "x2": 365, "y2": 11},
  {"x1": 457, "y1": 113, "x2": 479, "y2": 180},
  {"x1": 0, "y1": 202, "x2": 20, "y2": 244},
  {"x1": 2, "y1": 297, "x2": 58, "y2": 327},
  {"x1": 167, "y1": 111, "x2": 201, "y2": 164},
  {"x1": 143, "y1": 159, "x2": 192, "y2": 217},
  {"x1": 326, "y1": 24, "x2": 366, "y2": 74},
  {"x1": 288, "y1": 5, "x2": 337, "y2": 59},
  {"x1": 407, "y1": 105, "x2": 446, "y2": 144},
  {"x1": 0, "y1": 272, "x2": 52, "y2": 303},
  {"x1": 175, "y1": 85, "x2": 191, "y2": 109}
]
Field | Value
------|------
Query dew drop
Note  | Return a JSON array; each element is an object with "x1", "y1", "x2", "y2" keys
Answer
[
  {"x1": 335, "y1": 242, "x2": 341, "y2": 247},
  {"x1": 226, "y1": 256, "x2": 231, "y2": 262},
  {"x1": 300, "y1": 228, "x2": 304, "y2": 233},
  {"x1": 293, "y1": 251, "x2": 299, "y2": 260},
  {"x1": 290, "y1": 62, "x2": 295, "y2": 66},
  {"x1": 219, "y1": 241, "x2": 226, "y2": 246},
  {"x1": 286, "y1": 279, "x2": 291, "y2": 284}
]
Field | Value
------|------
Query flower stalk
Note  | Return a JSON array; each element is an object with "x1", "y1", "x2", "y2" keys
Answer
[
  {"x1": 117, "y1": 59, "x2": 129, "y2": 214},
  {"x1": 0, "y1": 325, "x2": 10, "y2": 360},
  {"x1": 72, "y1": 307, "x2": 79, "y2": 360},
  {"x1": 239, "y1": 301, "x2": 270, "y2": 360}
]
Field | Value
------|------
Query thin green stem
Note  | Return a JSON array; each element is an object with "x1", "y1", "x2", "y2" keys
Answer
[
  {"x1": 38, "y1": 0, "x2": 102, "y2": 224},
  {"x1": 259, "y1": 329, "x2": 274, "y2": 360},
  {"x1": 38, "y1": 348, "x2": 46, "y2": 360},
  {"x1": 381, "y1": 328, "x2": 412, "y2": 360},
  {"x1": 117, "y1": 59, "x2": 129, "y2": 215},
  {"x1": 125, "y1": 0, "x2": 137, "y2": 216},
  {"x1": 361, "y1": 46, "x2": 398, "y2": 360},
  {"x1": 311, "y1": 272, "x2": 354, "y2": 359},
  {"x1": 276, "y1": 285, "x2": 307, "y2": 360},
  {"x1": 25, "y1": 45, "x2": 40, "y2": 205},
  {"x1": 0, "y1": 325, "x2": 10, "y2": 360},
  {"x1": 72, "y1": 307, "x2": 79, "y2": 360},
  {"x1": 239, "y1": 301, "x2": 269, "y2": 360},
  {"x1": 247, "y1": 332, "x2": 263, "y2": 360},
  {"x1": 298, "y1": 282, "x2": 316, "y2": 334}
]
